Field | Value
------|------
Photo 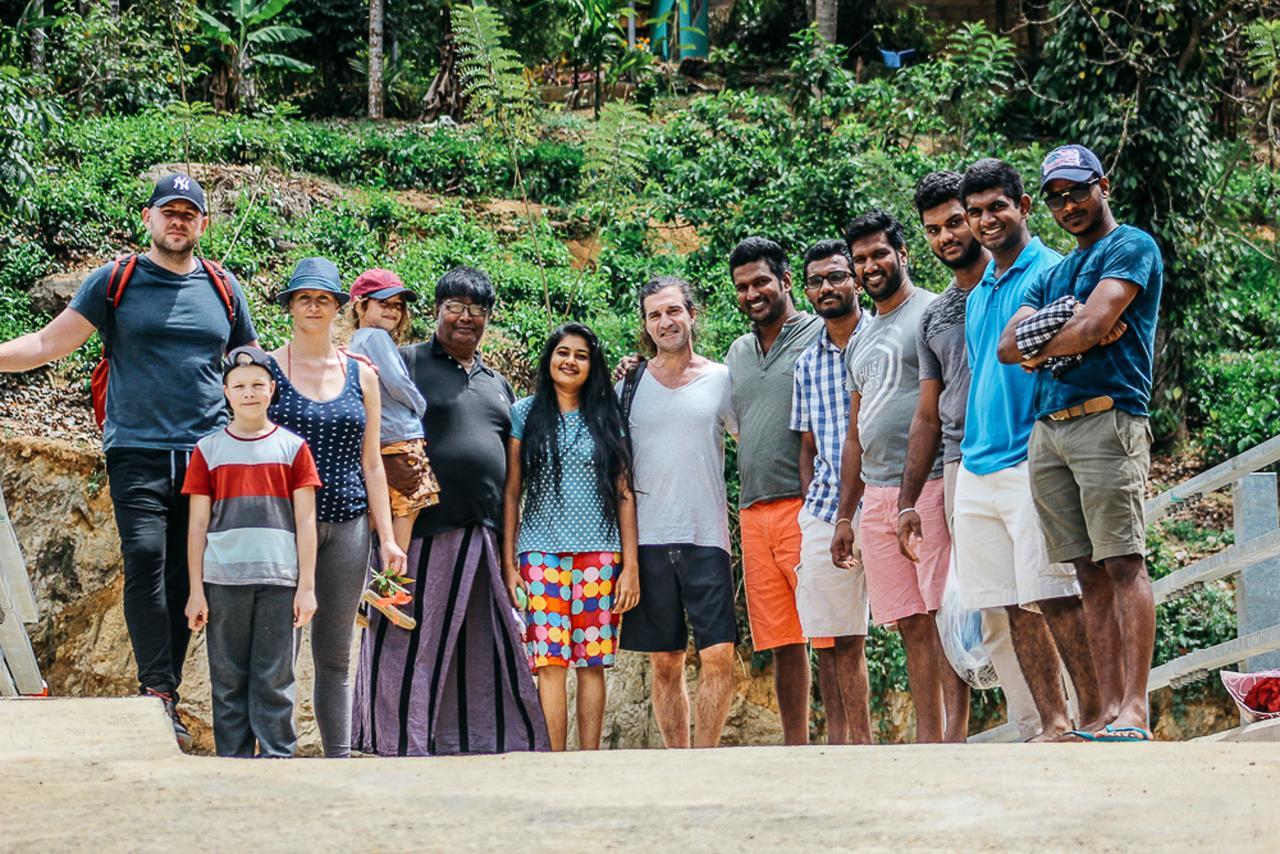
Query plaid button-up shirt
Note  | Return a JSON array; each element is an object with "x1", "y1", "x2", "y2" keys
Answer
[{"x1": 790, "y1": 314, "x2": 867, "y2": 524}]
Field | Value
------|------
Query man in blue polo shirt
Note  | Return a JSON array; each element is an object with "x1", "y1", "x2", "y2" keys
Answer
[
  {"x1": 957, "y1": 158, "x2": 1103, "y2": 741},
  {"x1": 998, "y1": 145, "x2": 1165, "y2": 742}
]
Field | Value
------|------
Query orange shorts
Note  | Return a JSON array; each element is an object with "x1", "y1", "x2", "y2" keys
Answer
[{"x1": 740, "y1": 497, "x2": 833, "y2": 652}]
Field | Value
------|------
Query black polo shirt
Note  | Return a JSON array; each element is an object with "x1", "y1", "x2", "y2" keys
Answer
[{"x1": 403, "y1": 336, "x2": 515, "y2": 537}]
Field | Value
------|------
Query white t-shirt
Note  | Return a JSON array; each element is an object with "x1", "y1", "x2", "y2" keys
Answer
[{"x1": 620, "y1": 364, "x2": 737, "y2": 551}]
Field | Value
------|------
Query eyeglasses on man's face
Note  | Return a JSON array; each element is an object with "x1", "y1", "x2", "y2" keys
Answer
[
  {"x1": 439, "y1": 300, "x2": 489, "y2": 317},
  {"x1": 804, "y1": 269, "x2": 853, "y2": 290},
  {"x1": 1043, "y1": 178, "x2": 1100, "y2": 211}
]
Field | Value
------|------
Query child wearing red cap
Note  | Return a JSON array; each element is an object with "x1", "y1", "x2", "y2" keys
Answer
[{"x1": 348, "y1": 269, "x2": 441, "y2": 629}]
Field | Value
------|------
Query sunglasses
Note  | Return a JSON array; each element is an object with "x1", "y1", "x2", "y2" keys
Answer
[
  {"x1": 804, "y1": 269, "x2": 853, "y2": 290},
  {"x1": 1043, "y1": 178, "x2": 1100, "y2": 211}
]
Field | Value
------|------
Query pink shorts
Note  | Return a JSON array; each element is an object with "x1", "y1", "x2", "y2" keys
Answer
[{"x1": 860, "y1": 478, "x2": 950, "y2": 626}]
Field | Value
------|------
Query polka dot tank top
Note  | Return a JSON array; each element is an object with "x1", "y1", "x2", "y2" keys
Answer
[{"x1": 268, "y1": 354, "x2": 368, "y2": 523}]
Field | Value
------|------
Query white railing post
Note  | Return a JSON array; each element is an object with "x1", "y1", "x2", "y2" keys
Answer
[{"x1": 1234, "y1": 472, "x2": 1280, "y2": 672}]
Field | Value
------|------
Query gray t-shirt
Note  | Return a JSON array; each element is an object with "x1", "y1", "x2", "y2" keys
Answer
[
  {"x1": 917, "y1": 282, "x2": 971, "y2": 463},
  {"x1": 846, "y1": 289, "x2": 943, "y2": 487},
  {"x1": 725, "y1": 313, "x2": 822, "y2": 508},
  {"x1": 69, "y1": 256, "x2": 257, "y2": 451},
  {"x1": 620, "y1": 364, "x2": 737, "y2": 551}
]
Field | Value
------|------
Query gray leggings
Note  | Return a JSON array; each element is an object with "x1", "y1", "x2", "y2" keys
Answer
[{"x1": 310, "y1": 516, "x2": 372, "y2": 758}]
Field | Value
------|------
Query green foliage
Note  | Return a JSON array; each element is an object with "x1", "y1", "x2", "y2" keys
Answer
[
  {"x1": 45, "y1": 0, "x2": 201, "y2": 116},
  {"x1": 0, "y1": 65, "x2": 62, "y2": 223},
  {"x1": 1032, "y1": 0, "x2": 1249, "y2": 440},
  {"x1": 580, "y1": 100, "x2": 650, "y2": 217},
  {"x1": 1147, "y1": 520, "x2": 1237, "y2": 666},
  {"x1": 196, "y1": 0, "x2": 314, "y2": 112},
  {"x1": 453, "y1": 2, "x2": 540, "y2": 147},
  {"x1": 1191, "y1": 350, "x2": 1280, "y2": 463}
]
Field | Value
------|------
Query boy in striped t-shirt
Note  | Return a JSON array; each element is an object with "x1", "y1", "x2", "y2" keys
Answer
[{"x1": 183, "y1": 346, "x2": 322, "y2": 757}]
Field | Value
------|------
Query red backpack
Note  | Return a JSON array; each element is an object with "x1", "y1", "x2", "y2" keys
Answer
[{"x1": 90, "y1": 254, "x2": 237, "y2": 430}]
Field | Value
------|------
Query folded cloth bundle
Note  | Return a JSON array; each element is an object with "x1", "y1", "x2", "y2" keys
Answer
[{"x1": 1015, "y1": 294, "x2": 1083, "y2": 378}]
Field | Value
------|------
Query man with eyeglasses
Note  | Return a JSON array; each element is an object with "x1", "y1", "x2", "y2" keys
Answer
[
  {"x1": 357, "y1": 266, "x2": 550, "y2": 755},
  {"x1": 788, "y1": 239, "x2": 872, "y2": 744},
  {"x1": 997, "y1": 144, "x2": 1165, "y2": 742}
]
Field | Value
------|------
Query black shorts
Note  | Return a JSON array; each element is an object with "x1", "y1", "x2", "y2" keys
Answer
[{"x1": 620, "y1": 544, "x2": 739, "y2": 653}]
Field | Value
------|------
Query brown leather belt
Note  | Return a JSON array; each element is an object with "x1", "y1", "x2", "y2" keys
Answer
[{"x1": 1047, "y1": 395, "x2": 1114, "y2": 422}]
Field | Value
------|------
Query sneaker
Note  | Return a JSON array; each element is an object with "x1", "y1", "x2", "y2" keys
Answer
[{"x1": 144, "y1": 688, "x2": 192, "y2": 749}]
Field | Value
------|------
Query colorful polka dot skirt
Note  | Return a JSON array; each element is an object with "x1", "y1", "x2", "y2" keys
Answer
[{"x1": 518, "y1": 550, "x2": 621, "y2": 669}]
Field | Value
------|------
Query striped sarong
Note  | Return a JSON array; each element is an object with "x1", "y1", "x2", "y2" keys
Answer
[{"x1": 352, "y1": 525, "x2": 549, "y2": 755}]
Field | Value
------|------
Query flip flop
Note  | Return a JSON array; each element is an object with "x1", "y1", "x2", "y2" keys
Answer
[
  {"x1": 1061, "y1": 729, "x2": 1099, "y2": 742},
  {"x1": 1092, "y1": 724, "x2": 1153, "y2": 742}
]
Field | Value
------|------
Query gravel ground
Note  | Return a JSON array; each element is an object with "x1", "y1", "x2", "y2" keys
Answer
[{"x1": 0, "y1": 371, "x2": 99, "y2": 449}]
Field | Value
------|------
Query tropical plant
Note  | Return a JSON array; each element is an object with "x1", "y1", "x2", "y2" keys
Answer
[
  {"x1": 1247, "y1": 18, "x2": 1280, "y2": 171},
  {"x1": 452, "y1": 1, "x2": 551, "y2": 316},
  {"x1": 0, "y1": 65, "x2": 62, "y2": 223},
  {"x1": 195, "y1": 0, "x2": 313, "y2": 112}
]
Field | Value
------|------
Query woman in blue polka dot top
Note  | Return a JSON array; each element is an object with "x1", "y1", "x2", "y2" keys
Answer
[
  {"x1": 265, "y1": 257, "x2": 406, "y2": 759},
  {"x1": 501, "y1": 322, "x2": 640, "y2": 752}
]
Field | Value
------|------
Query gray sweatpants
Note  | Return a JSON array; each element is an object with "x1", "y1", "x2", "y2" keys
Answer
[
  {"x1": 206, "y1": 583, "x2": 298, "y2": 757},
  {"x1": 309, "y1": 517, "x2": 372, "y2": 758}
]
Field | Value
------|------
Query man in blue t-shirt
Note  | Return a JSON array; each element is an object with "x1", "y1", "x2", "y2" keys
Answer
[
  {"x1": 0, "y1": 173, "x2": 257, "y2": 745},
  {"x1": 956, "y1": 158, "x2": 1102, "y2": 742},
  {"x1": 998, "y1": 144, "x2": 1165, "y2": 742}
]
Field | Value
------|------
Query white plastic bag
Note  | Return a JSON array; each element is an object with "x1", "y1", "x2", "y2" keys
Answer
[{"x1": 935, "y1": 556, "x2": 999, "y2": 690}]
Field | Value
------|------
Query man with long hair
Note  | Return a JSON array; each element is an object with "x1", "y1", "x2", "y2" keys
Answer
[{"x1": 618, "y1": 276, "x2": 739, "y2": 748}]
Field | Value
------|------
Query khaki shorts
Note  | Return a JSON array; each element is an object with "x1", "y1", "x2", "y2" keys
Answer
[
  {"x1": 1028, "y1": 409, "x2": 1152, "y2": 564},
  {"x1": 795, "y1": 506, "x2": 869, "y2": 638},
  {"x1": 953, "y1": 461, "x2": 1079, "y2": 610}
]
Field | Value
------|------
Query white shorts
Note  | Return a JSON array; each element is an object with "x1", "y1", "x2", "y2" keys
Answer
[
  {"x1": 953, "y1": 461, "x2": 1080, "y2": 611},
  {"x1": 795, "y1": 506, "x2": 869, "y2": 637}
]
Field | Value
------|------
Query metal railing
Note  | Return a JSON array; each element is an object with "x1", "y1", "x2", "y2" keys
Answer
[
  {"x1": 971, "y1": 434, "x2": 1280, "y2": 743},
  {"x1": 0, "y1": 484, "x2": 41, "y2": 696}
]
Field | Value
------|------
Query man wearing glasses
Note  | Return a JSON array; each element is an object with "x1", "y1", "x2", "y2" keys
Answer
[
  {"x1": 998, "y1": 145, "x2": 1165, "y2": 742},
  {"x1": 356, "y1": 266, "x2": 550, "y2": 756},
  {"x1": 789, "y1": 239, "x2": 872, "y2": 744}
]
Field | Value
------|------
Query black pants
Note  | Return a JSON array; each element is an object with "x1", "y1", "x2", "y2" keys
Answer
[{"x1": 105, "y1": 447, "x2": 192, "y2": 699}]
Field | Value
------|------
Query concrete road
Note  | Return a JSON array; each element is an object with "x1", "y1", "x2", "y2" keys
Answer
[{"x1": 0, "y1": 698, "x2": 1273, "y2": 852}]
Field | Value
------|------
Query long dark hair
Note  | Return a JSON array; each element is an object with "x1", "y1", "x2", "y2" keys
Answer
[{"x1": 521, "y1": 323, "x2": 633, "y2": 534}]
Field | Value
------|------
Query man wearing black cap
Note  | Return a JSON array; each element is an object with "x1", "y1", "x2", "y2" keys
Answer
[
  {"x1": 0, "y1": 172, "x2": 258, "y2": 744},
  {"x1": 997, "y1": 144, "x2": 1165, "y2": 741}
]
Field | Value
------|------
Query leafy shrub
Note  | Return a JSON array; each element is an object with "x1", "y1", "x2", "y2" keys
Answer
[
  {"x1": 1191, "y1": 350, "x2": 1280, "y2": 463},
  {"x1": 0, "y1": 241, "x2": 53, "y2": 291}
]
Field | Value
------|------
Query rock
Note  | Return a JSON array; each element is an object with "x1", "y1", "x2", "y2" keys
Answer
[{"x1": 30, "y1": 271, "x2": 88, "y2": 317}]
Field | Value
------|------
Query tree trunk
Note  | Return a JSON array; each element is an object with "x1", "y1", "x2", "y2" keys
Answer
[
  {"x1": 29, "y1": 0, "x2": 46, "y2": 74},
  {"x1": 814, "y1": 0, "x2": 837, "y2": 45},
  {"x1": 369, "y1": 0, "x2": 385, "y2": 119}
]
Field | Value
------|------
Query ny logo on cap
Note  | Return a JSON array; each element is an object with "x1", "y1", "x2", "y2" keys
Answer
[
  {"x1": 174, "y1": 176, "x2": 191, "y2": 191},
  {"x1": 1044, "y1": 148, "x2": 1082, "y2": 170}
]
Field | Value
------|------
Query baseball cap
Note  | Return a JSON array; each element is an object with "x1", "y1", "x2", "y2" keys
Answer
[
  {"x1": 222, "y1": 345, "x2": 274, "y2": 381},
  {"x1": 275, "y1": 257, "x2": 350, "y2": 306},
  {"x1": 350, "y1": 268, "x2": 418, "y2": 302},
  {"x1": 1039, "y1": 145, "x2": 1105, "y2": 191},
  {"x1": 149, "y1": 172, "x2": 207, "y2": 214}
]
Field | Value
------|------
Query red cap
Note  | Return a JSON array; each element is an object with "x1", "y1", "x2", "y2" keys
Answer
[{"x1": 350, "y1": 268, "x2": 417, "y2": 302}]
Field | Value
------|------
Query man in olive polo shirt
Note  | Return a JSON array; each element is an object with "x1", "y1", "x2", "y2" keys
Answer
[{"x1": 724, "y1": 236, "x2": 835, "y2": 746}]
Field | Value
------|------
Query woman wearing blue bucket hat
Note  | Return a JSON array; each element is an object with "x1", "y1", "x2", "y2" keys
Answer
[{"x1": 265, "y1": 257, "x2": 407, "y2": 758}]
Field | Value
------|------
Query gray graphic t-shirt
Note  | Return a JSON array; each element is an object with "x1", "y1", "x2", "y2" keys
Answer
[
  {"x1": 917, "y1": 282, "x2": 971, "y2": 464},
  {"x1": 846, "y1": 289, "x2": 943, "y2": 487}
]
